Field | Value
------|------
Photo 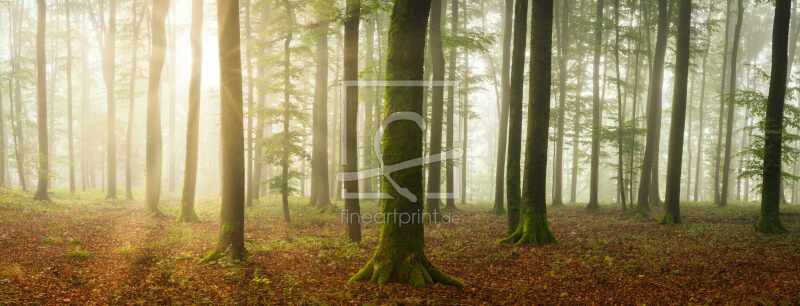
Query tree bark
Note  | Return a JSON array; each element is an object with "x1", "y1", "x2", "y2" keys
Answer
[
  {"x1": 503, "y1": 0, "x2": 557, "y2": 246},
  {"x1": 427, "y1": 0, "x2": 446, "y2": 220},
  {"x1": 179, "y1": 0, "x2": 203, "y2": 223},
  {"x1": 506, "y1": 0, "x2": 528, "y2": 233},
  {"x1": 553, "y1": 0, "x2": 569, "y2": 208},
  {"x1": 721, "y1": 0, "x2": 744, "y2": 207},
  {"x1": 636, "y1": 0, "x2": 668, "y2": 214},
  {"x1": 613, "y1": 0, "x2": 626, "y2": 210},
  {"x1": 663, "y1": 0, "x2": 691, "y2": 224},
  {"x1": 587, "y1": 0, "x2": 604, "y2": 211},
  {"x1": 445, "y1": 0, "x2": 459, "y2": 211},
  {"x1": 66, "y1": 3, "x2": 75, "y2": 194},
  {"x1": 343, "y1": 0, "x2": 361, "y2": 242},
  {"x1": 146, "y1": 0, "x2": 169, "y2": 216},
  {"x1": 206, "y1": 0, "x2": 246, "y2": 262},
  {"x1": 280, "y1": 1, "x2": 294, "y2": 224},
  {"x1": 494, "y1": 0, "x2": 513, "y2": 214},
  {"x1": 758, "y1": 0, "x2": 791, "y2": 234},
  {"x1": 349, "y1": 0, "x2": 461, "y2": 287},
  {"x1": 126, "y1": 3, "x2": 143, "y2": 200},
  {"x1": 34, "y1": 0, "x2": 49, "y2": 202},
  {"x1": 103, "y1": 0, "x2": 118, "y2": 200},
  {"x1": 311, "y1": 19, "x2": 332, "y2": 209}
]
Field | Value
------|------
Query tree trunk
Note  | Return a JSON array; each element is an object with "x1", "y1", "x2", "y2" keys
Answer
[
  {"x1": 281, "y1": 1, "x2": 294, "y2": 224},
  {"x1": 694, "y1": 39, "x2": 710, "y2": 202},
  {"x1": 503, "y1": 0, "x2": 557, "y2": 246},
  {"x1": 613, "y1": 0, "x2": 626, "y2": 210},
  {"x1": 9, "y1": 3, "x2": 26, "y2": 191},
  {"x1": 636, "y1": 0, "x2": 668, "y2": 214},
  {"x1": 350, "y1": 0, "x2": 461, "y2": 287},
  {"x1": 0, "y1": 77, "x2": 5, "y2": 187},
  {"x1": 506, "y1": 0, "x2": 528, "y2": 233},
  {"x1": 311, "y1": 19, "x2": 332, "y2": 209},
  {"x1": 34, "y1": 0, "x2": 49, "y2": 202},
  {"x1": 757, "y1": 0, "x2": 791, "y2": 234},
  {"x1": 206, "y1": 0, "x2": 246, "y2": 262},
  {"x1": 168, "y1": 1, "x2": 177, "y2": 194},
  {"x1": 179, "y1": 0, "x2": 203, "y2": 223},
  {"x1": 343, "y1": 0, "x2": 361, "y2": 241},
  {"x1": 714, "y1": 0, "x2": 734, "y2": 205},
  {"x1": 244, "y1": 0, "x2": 255, "y2": 207},
  {"x1": 426, "y1": 0, "x2": 446, "y2": 220},
  {"x1": 103, "y1": 0, "x2": 118, "y2": 200},
  {"x1": 146, "y1": 0, "x2": 169, "y2": 216},
  {"x1": 126, "y1": 3, "x2": 143, "y2": 200},
  {"x1": 587, "y1": 0, "x2": 604, "y2": 211},
  {"x1": 553, "y1": 0, "x2": 569, "y2": 208},
  {"x1": 494, "y1": 0, "x2": 513, "y2": 214},
  {"x1": 721, "y1": 0, "x2": 744, "y2": 207},
  {"x1": 663, "y1": 0, "x2": 691, "y2": 224},
  {"x1": 66, "y1": 3, "x2": 75, "y2": 194},
  {"x1": 445, "y1": 0, "x2": 459, "y2": 211}
]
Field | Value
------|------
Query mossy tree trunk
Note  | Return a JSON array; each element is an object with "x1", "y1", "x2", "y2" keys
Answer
[
  {"x1": 502, "y1": 0, "x2": 556, "y2": 246},
  {"x1": 636, "y1": 0, "x2": 667, "y2": 215},
  {"x1": 34, "y1": 0, "x2": 49, "y2": 202},
  {"x1": 350, "y1": 0, "x2": 461, "y2": 288},
  {"x1": 146, "y1": 0, "x2": 169, "y2": 216},
  {"x1": 506, "y1": 0, "x2": 528, "y2": 234},
  {"x1": 758, "y1": 0, "x2": 791, "y2": 234},
  {"x1": 426, "y1": 0, "x2": 446, "y2": 220},
  {"x1": 179, "y1": 0, "x2": 203, "y2": 224},
  {"x1": 343, "y1": 0, "x2": 361, "y2": 241},
  {"x1": 663, "y1": 0, "x2": 691, "y2": 225},
  {"x1": 207, "y1": 0, "x2": 247, "y2": 262}
]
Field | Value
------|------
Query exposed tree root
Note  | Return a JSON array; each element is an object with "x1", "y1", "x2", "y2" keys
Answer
[
  {"x1": 755, "y1": 216, "x2": 788, "y2": 234},
  {"x1": 350, "y1": 252, "x2": 463, "y2": 288},
  {"x1": 500, "y1": 213, "x2": 556, "y2": 246}
]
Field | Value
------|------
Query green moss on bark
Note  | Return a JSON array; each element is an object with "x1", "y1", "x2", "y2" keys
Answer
[{"x1": 501, "y1": 212, "x2": 556, "y2": 246}]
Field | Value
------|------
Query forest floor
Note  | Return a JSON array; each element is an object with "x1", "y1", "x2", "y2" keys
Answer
[{"x1": 0, "y1": 189, "x2": 799, "y2": 305}]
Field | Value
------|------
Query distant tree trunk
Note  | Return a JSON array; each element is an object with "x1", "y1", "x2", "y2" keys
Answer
[
  {"x1": 9, "y1": 3, "x2": 26, "y2": 192},
  {"x1": 244, "y1": 0, "x2": 255, "y2": 207},
  {"x1": 460, "y1": 0, "x2": 470, "y2": 206},
  {"x1": 502, "y1": 0, "x2": 557, "y2": 246},
  {"x1": 636, "y1": 0, "x2": 668, "y2": 214},
  {"x1": 0, "y1": 80, "x2": 5, "y2": 187},
  {"x1": 493, "y1": 0, "x2": 512, "y2": 214},
  {"x1": 205, "y1": 0, "x2": 247, "y2": 262},
  {"x1": 34, "y1": 0, "x2": 49, "y2": 202},
  {"x1": 427, "y1": 0, "x2": 446, "y2": 220},
  {"x1": 694, "y1": 34, "x2": 710, "y2": 202},
  {"x1": 102, "y1": 0, "x2": 118, "y2": 200},
  {"x1": 587, "y1": 0, "x2": 604, "y2": 211},
  {"x1": 506, "y1": 0, "x2": 528, "y2": 233},
  {"x1": 714, "y1": 0, "x2": 733, "y2": 205},
  {"x1": 445, "y1": 0, "x2": 459, "y2": 211},
  {"x1": 757, "y1": 0, "x2": 791, "y2": 234},
  {"x1": 66, "y1": 3, "x2": 76, "y2": 194},
  {"x1": 168, "y1": 1, "x2": 177, "y2": 194},
  {"x1": 663, "y1": 0, "x2": 691, "y2": 224},
  {"x1": 350, "y1": 0, "x2": 462, "y2": 287},
  {"x1": 613, "y1": 0, "x2": 626, "y2": 210},
  {"x1": 126, "y1": 3, "x2": 143, "y2": 200},
  {"x1": 721, "y1": 0, "x2": 744, "y2": 207},
  {"x1": 146, "y1": 0, "x2": 169, "y2": 216},
  {"x1": 343, "y1": 0, "x2": 361, "y2": 242},
  {"x1": 279, "y1": 2, "x2": 295, "y2": 224},
  {"x1": 311, "y1": 19, "x2": 332, "y2": 210},
  {"x1": 552, "y1": 0, "x2": 569, "y2": 208},
  {"x1": 179, "y1": 0, "x2": 203, "y2": 223}
]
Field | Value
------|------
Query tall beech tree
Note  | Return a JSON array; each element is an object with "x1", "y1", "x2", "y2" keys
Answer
[
  {"x1": 503, "y1": 0, "x2": 556, "y2": 246},
  {"x1": 636, "y1": 0, "x2": 668, "y2": 214},
  {"x1": 427, "y1": 0, "x2": 446, "y2": 219},
  {"x1": 126, "y1": 2, "x2": 144, "y2": 200},
  {"x1": 343, "y1": 0, "x2": 361, "y2": 242},
  {"x1": 206, "y1": 0, "x2": 246, "y2": 262},
  {"x1": 66, "y1": 2, "x2": 75, "y2": 194},
  {"x1": 34, "y1": 0, "x2": 49, "y2": 202},
  {"x1": 506, "y1": 0, "x2": 528, "y2": 233},
  {"x1": 663, "y1": 0, "x2": 691, "y2": 224},
  {"x1": 720, "y1": 0, "x2": 744, "y2": 207},
  {"x1": 179, "y1": 0, "x2": 203, "y2": 223},
  {"x1": 493, "y1": 0, "x2": 513, "y2": 214},
  {"x1": 310, "y1": 4, "x2": 333, "y2": 210},
  {"x1": 552, "y1": 0, "x2": 569, "y2": 207},
  {"x1": 587, "y1": 0, "x2": 603, "y2": 211},
  {"x1": 350, "y1": 0, "x2": 461, "y2": 287},
  {"x1": 758, "y1": 0, "x2": 791, "y2": 234},
  {"x1": 445, "y1": 0, "x2": 459, "y2": 211},
  {"x1": 714, "y1": 0, "x2": 734, "y2": 205},
  {"x1": 146, "y1": 0, "x2": 169, "y2": 216}
]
